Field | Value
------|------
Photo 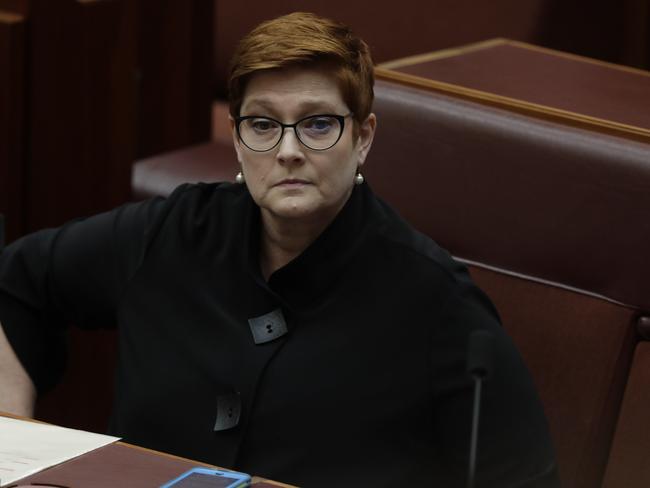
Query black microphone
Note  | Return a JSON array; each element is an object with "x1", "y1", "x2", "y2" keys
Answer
[{"x1": 466, "y1": 330, "x2": 494, "y2": 488}]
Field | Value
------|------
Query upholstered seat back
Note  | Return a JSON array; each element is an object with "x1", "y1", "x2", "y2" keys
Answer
[
  {"x1": 369, "y1": 80, "x2": 650, "y2": 310},
  {"x1": 367, "y1": 79, "x2": 650, "y2": 488}
]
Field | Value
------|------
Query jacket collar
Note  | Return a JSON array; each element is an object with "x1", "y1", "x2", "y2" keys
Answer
[{"x1": 242, "y1": 183, "x2": 379, "y2": 311}]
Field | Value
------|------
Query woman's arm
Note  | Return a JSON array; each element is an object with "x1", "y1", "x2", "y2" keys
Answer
[
  {"x1": 0, "y1": 194, "x2": 173, "y2": 399},
  {"x1": 0, "y1": 321, "x2": 36, "y2": 416}
]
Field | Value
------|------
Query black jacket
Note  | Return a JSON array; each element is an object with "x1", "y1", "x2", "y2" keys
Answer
[{"x1": 0, "y1": 182, "x2": 559, "y2": 487}]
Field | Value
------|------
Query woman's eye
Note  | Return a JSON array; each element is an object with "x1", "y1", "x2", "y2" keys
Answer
[
  {"x1": 303, "y1": 117, "x2": 334, "y2": 132},
  {"x1": 251, "y1": 119, "x2": 275, "y2": 131}
]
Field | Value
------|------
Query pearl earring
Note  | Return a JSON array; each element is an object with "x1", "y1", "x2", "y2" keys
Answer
[
  {"x1": 235, "y1": 171, "x2": 245, "y2": 184},
  {"x1": 354, "y1": 172, "x2": 364, "y2": 185}
]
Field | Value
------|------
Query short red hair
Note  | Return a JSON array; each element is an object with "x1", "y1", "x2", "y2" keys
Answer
[{"x1": 228, "y1": 12, "x2": 374, "y2": 126}]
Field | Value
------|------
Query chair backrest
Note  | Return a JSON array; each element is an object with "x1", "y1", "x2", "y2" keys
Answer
[
  {"x1": 602, "y1": 340, "x2": 650, "y2": 488},
  {"x1": 367, "y1": 79, "x2": 650, "y2": 488}
]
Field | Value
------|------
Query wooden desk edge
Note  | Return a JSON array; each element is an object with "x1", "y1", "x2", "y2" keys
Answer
[
  {"x1": 378, "y1": 38, "x2": 650, "y2": 78},
  {"x1": 375, "y1": 66, "x2": 650, "y2": 144},
  {"x1": 123, "y1": 442, "x2": 296, "y2": 486},
  {"x1": 0, "y1": 412, "x2": 296, "y2": 487}
]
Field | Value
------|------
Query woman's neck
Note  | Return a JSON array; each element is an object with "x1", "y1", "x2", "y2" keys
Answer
[{"x1": 259, "y1": 211, "x2": 333, "y2": 281}]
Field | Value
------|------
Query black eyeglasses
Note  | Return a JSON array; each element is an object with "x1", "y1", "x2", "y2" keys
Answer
[{"x1": 235, "y1": 113, "x2": 352, "y2": 152}]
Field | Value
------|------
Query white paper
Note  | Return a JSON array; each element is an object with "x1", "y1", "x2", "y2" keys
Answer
[{"x1": 0, "y1": 416, "x2": 120, "y2": 486}]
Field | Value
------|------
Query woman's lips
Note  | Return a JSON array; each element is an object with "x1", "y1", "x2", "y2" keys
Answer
[{"x1": 275, "y1": 179, "x2": 310, "y2": 187}]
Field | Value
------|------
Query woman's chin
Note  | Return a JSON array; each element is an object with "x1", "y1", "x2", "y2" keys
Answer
[
  {"x1": 269, "y1": 203, "x2": 318, "y2": 220},
  {"x1": 262, "y1": 197, "x2": 333, "y2": 224}
]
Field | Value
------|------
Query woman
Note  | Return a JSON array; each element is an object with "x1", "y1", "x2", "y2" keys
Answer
[{"x1": 0, "y1": 12, "x2": 559, "y2": 487}]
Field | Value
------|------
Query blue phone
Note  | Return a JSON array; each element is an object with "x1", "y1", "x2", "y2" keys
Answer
[{"x1": 159, "y1": 467, "x2": 252, "y2": 488}]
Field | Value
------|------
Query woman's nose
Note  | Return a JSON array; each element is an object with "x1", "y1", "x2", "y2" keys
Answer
[{"x1": 276, "y1": 129, "x2": 305, "y2": 163}]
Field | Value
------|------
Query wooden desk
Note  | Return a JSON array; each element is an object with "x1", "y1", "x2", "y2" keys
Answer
[
  {"x1": 2, "y1": 414, "x2": 294, "y2": 488},
  {"x1": 14, "y1": 441, "x2": 294, "y2": 487},
  {"x1": 377, "y1": 38, "x2": 650, "y2": 143}
]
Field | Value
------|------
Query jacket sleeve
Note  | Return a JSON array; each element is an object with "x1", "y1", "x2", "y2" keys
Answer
[
  {"x1": 0, "y1": 195, "x2": 168, "y2": 393},
  {"x1": 429, "y1": 268, "x2": 561, "y2": 488}
]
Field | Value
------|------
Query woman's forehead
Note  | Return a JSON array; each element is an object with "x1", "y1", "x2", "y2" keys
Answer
[{"x1": 241, "y1": 66, "x2": 347, "y2": 116}]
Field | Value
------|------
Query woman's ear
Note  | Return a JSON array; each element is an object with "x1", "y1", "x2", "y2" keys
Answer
[{"x1": 356, "y1": 113, "x2": 377, "y2": 168}]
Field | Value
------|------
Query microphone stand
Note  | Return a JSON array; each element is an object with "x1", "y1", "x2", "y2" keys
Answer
[
  {"x1": 467, "y1": 372, "x2": 484, "y2": 488},
  {"x1": 466, "y1": 330, "x2": 493, "y2": 488}
]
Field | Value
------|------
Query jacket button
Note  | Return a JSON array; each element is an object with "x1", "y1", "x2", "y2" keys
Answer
[
  {"x1": 248, "y1": 308, "x2": 288, "y2": 344},
  {"x1": 213, "y1": 392, "x2": 241, "y2": 432}
]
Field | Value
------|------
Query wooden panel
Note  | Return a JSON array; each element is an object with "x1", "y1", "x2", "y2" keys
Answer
[
  {"x1": 621, "y1": 0, "x2": 650, "y2": 68},
  {"x1": 136, "y1": 0, "x2": 213, "y2": 158},
  {"x1": 211, "y1": 0, "x2": 650, "y2": 98},
  {"x1": 212, "y1": 0, "x2": 548, "y2": 97},
  {"x1": 23, "y1": 0, "x2": 137, "y2": 232},
  {"x1": 0, "y1": 0, "x2": 214, "y2": 436},
  {"x1": 0, "y1": 10, "x2": 25, "y2": 242},
  {"x1": 0, "y1": 0, "x2": 28, "y2": 15},
  {"x1": 7, "y1": 0, "x2": 137, "y2": 434}
]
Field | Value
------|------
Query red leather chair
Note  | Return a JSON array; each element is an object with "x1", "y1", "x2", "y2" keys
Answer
[{"x1": 369, "y1": 80, "x2": 650, "y2": 488}]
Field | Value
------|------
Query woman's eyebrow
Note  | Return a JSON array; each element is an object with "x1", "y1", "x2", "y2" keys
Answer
[
  {"x1": 242, "y1": 97, "x2": 340, "y2": 116},
  {"x1": 240, "y1": 99, "x2": 277, "y2": 116},
  {"x1": 294, "y1": 99, "x2": 339, "y2": 113}
]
